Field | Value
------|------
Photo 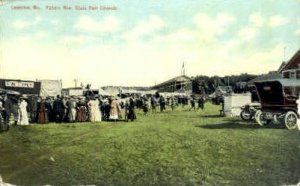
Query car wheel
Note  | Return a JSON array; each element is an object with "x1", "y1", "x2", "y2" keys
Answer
[
  {"x1": 284, "y1": 111, "x2": 298, "y2": 130},
  {"x1": 254, "y1": 110, "x2": 261, "y2": 124},
  {"x1": 256, "y1": 111, "x2": 271, "y2": 126},
  {"x1": 240, "y1": 110, "x2": 252, "y2": 121}
]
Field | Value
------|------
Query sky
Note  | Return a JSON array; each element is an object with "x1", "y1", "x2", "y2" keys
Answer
[{"x1": 0, "y1": 0, "x2": 299, "y2": 88}]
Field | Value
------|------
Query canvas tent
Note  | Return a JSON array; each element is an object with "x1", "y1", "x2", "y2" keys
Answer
[
  {"x1": 99, "y1": 88, "x2": 111, "y2": 96},
  {"x1": 214, "y1": 86, "x2": 233, "y2": 97},
  {"x1": 62, "y1": 87, "x2": 83, "y2": 97},
  {"x1": 38, "y1": 80, "x2": 62, "y2": 98},
  {"x1": 0, "y1": 88, "x2": 20, "y2": 95},
  {"x1": 101, "y1": 86, "x2": 120, "y2": 96}
]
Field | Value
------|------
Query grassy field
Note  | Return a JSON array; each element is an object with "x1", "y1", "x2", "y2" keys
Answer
[{"x1": 0, "y1": 103, "x2": 299, "y2": 186}]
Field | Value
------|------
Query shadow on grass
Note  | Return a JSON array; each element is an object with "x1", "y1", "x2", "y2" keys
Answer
[
  {"x1": 197, "y1": 121, "x2": 286, "y2": 130},
  {"x1": 201, "y1": 114, "x2": 223, "y2": 118}
]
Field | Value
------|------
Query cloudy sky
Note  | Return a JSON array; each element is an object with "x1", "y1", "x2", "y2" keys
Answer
[{"x1": 0, "y1": 0, "x2": 299, "y2": 88}]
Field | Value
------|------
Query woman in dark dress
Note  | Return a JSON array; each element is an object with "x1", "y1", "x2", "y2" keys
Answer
[
  {"x1": 37, "y1": 97, "x2": 48, "y2": 124},
  {"x1": 104, "y1": 98, "x2": 111, "y2": 121},
  {"x1": 44, "y1": 97, "x2": 53, "y2": 122},
  {"x1": 76, "y1": 98, "x2": 87, "y2": 122}
]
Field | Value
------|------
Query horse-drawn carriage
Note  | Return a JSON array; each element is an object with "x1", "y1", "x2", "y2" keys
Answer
[{"x1": 254, "y1": 79, "x2": 300, "y2": 129}]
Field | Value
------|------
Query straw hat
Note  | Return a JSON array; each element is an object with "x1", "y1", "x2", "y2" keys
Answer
[{"x1": 20, "y1": 95, "x2": 28, "y2": 99}]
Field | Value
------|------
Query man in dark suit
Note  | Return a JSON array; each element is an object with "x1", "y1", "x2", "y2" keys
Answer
[
  {"x1": 27, "y1": 96, "x2": 38, "y2": 123},
  {"x1": 52, "y1": 95, "x2": 65, "y2": 123},
  {"x1": 3, "y1": 95, "x2": 13, "y2": 131},
  {"x1": 189, "y1": 97, "x2": 196, "y2": 111},
  {"x1": 197, "y1": 96, "x2": 205, "y2": 111}
]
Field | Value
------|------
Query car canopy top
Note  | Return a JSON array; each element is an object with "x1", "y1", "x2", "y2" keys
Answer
[{"x1": 254, "y1": 78, "x2": 300, "y2": 106}]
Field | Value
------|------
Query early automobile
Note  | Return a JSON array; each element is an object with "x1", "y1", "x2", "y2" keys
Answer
[
  {"x1": 254, "y1": 78, "x2": 300, "y2": 129},
  {"x1": 240, "y1": 102, "x2": 261, "y2": 121}
]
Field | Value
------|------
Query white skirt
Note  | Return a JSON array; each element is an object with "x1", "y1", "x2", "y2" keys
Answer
[{"x1": 109, "y1": 114, "x2": 119, "y2": 120}]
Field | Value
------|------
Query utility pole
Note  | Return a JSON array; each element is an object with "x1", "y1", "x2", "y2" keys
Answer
[
  {"x1": 283, "y1": 46, "x2": 286, "y2": 62},
  {"x1": 74, "y1": 78, "x2": 78, "y2": 88},
  {"x1": 227, "y1": 77, "x2": 230, "y2": 86},
  {"x1": 181, "y1": 61, "x2": 185, "y2": 76}
]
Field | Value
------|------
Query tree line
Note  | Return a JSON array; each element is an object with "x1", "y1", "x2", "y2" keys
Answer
[{"x1": 192, "y1": 73, "x2": 259, "y2": 95}]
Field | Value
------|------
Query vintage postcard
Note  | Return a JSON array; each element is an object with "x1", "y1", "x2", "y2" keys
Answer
[{"x1": 0, "y1": 0, "x2": 299, "y2": 185}]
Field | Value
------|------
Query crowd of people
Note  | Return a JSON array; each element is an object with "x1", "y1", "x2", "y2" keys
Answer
[
  {"x1": 0, "y1": 92, "x2": 206, "y2": 132},
  {"x1": 0, "y1": 94, "x2": 137, "y2": 131}
]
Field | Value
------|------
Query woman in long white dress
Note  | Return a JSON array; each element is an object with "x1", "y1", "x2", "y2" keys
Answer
[
  {"x1": 67, "y1": 98, "x2": 77, "y2": 122},
  {"x1": 88, "y1": 99, "x2": 95, "y2": 122},
  {"x1": 109, "y1": 98, "x2": 121, "y2": 121},
  {"x1": 95, "y1": 99, "x2": 102, "y2": 122},
  {"x1": 88, "y1": 98, "x2": 101, "y2": 122},
  {"x1": 19, "y1": 98, "x2": 29, "y2": 125}
]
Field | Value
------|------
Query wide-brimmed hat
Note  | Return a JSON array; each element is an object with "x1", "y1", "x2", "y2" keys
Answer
[
  {"x1": 20, "y1": 96, "x2": 28, "y2": 100},
  {"x1": 20, "y1": 95, "x2": 28, "y2": 99}
]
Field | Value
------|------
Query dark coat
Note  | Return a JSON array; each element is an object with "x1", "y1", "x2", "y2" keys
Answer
[
  {"x1": 53, "y1": 99, "x2": 65, "y2": 113},
  {"x1": 3, "y1": 98, "x2": 13, "y2": 114},
  {"x1": 27, "y1": 97, "x2": 38, "y2": 112},
  {"x1": 127, "y1": 99, "x2": 136, "y2": 121}
]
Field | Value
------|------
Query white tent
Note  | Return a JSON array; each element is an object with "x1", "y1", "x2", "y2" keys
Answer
[
  {"x1": 98, "y1": 88, "x2": 111, "y2": 96},
  {"x1": 38, "y1": 80, "x2": 62, "y2": 98}
]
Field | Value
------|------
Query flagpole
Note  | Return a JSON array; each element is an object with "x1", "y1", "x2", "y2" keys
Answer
[{"x1": 183, "y1": 61, "x2": 184, "y2": 75}]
